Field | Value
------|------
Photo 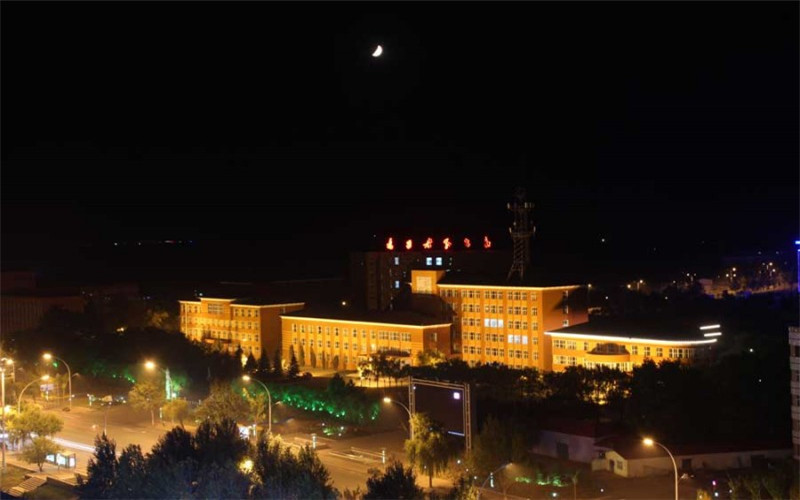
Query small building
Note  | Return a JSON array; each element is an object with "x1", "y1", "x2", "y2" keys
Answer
[
  {"x1": 593, "y1": 437, "x2": 792, "y2": 477},
  {"x1": 281, "y1": 306, "x2": 453, "y2": 371},
  {"x1": 790, "y1": 326, "x2": 800, "y2": 460},
  {"x1": 545, "y1": 318, "x2": 721, "y2": 372},
  {"x1": 179, "y1": 297, "x2": 304, "y2": 359},
  {"x1": 531, "y1": 418, "x2": 621, "y2": 463}
]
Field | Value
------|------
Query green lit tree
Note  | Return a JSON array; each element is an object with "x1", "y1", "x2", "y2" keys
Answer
[
  {"x1": 128, "y1": 380, "x2": 165, "y2": 426},
  {"x1": 405, "y1": 413, "x2": 453, "y2": 488},
  {"x1": 21, "y1": 436, "x2": 62, "y2": 472},
  {"x1": 364, "y1": 461, "x2": 424, "y2": 500}
]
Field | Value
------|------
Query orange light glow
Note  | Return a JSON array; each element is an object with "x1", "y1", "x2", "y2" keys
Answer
[
  {"x1": 386, "y1": 237, "x2": 394, "y2": 251},
  {"x1": 443, "y1": 237, "x2": 452, "y2": 250},
  {"x1": 463, "y1": 238, "x2": 472, "y2": 249},
  {"x1": 405, "y1": 239, "x2": 413, "y2": 250},
  {"x1": 423, "y1": 237, "x2": 433, "y2": 250},
  {"x1": 483, "y1": 235, "x2": 492, "y2": 249}
]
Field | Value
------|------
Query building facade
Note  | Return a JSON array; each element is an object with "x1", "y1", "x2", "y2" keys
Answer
[
  {"x1": 0, "y1": 292, "x2": 85, "y2": 334},
  {"x1": 790, "y1": 326, "x2": 800, "y2": 460},
  {"x1": 179, "y1": 297, "x2": 304, "y2": 359},
  {"x1": 411, "y1": 269, "x2": 588, "y2": 371},
  {"x1": 349, "y1": 250, "x2": 510, "y2": 311},
  {"x1": 280, "y1": 309, "x2": 453, "y2": 371},
  {"x1": 545, "y1": 321, "x2": 720, "y2": 372}
]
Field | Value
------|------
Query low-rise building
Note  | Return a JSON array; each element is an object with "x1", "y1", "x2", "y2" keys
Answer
[
  {"x1": 280, "y1": 307, "x2": 452, "y2": 371},
  {"x1": 179, "y1": 297, "x2": 304, "y2": 359},
  {"x1": 790, "y1": 326, "x2": 800, "y2": 460},
  {"x1": 545, "y1": 318, "x2": 721, "y2": 372},
  {"x1": 531, "y1": 418, "x2": 621, "y2": 463}
]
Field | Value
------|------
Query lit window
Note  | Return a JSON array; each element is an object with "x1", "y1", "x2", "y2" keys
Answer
[
  {"x1": 426, "y1": 257, "x2": 433, "y2": 266},
  {"x1": 435, "y1": 257, "x2": 443, "y2": 266},
  {"x1": 394, "y1": 257, "x2": 400, "y2": 265},
  {"x1": 395, "y1": 280, "x2": 400, "y2": 289}
]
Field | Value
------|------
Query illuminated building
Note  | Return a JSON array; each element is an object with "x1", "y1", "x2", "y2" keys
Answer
[
  {"x1": 545, "y1": 319, "x2": 721, "y2": 372},
  {"x1": 349, "y1": 248, "x2": 510, "y2": 311},
  {"x1": 411, "y1": 269, "x2": 588, "y2": 371},
  {"x1": 179, "y1": 297, "x2": 304, "y2": 359},
  {"x1": 790, "y1": 326, "x2": 800, "y2": 460},
  {"x1": 280, "y1": 307, "x2": 452, "y2": 371}
]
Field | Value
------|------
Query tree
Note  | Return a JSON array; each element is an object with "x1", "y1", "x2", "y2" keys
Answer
[
  {"x1": 162, "y1": 398, "x2": 190, "y2": 426},
  {"x1": 21, "y1": 436, "x2": 62, "y2": 472},
  {"x1": 195, "y1": 382, "x2": 250, "y2": 425},
  {"x1": 298, "y1": 345, "x2": 307, "y2": 367},
  {"x1": 289, "y1": 346, "x2": 300, "y2": 378},
  {"x1": 244, "y1": 352, "x2": 258, "y2": 373},
  {"x1": 252, "y1": 434, "x2": 337, "y2": 499},
  {"x1": 416, "y1": 349, "x2": 446, "y2": 367},
  {"x1": 6, "y1": 406, "x2": 64, "y2": 448},
  {"x1": 112, "y1": 444, "x2": 147, "y2": 499},
  {"x1": 469, "y1": 415, "x2": 531, "y2": 478},
  {"x1": 194, "y1": 418, "x2": 249, "y2": 469},
  {"x1": 273, "y1": 348, "x2": 284, "y2": 378},
  {"x1": 77, "y1": 433, "x2": 118, "y2": 499},
  {"x1": 128, "y1": 380, "x2": 165, "y2": 426},
  {"x1": 449, "y1": 474, "x2": 478, "y2": 500},
  {"x1": 234, "y1": 345, "x2": 244, "y2": 369},
  {"x1": 405, "y1": 413, "x2": 453, "y2": 488},
  {"x1": 364, "y1": 461, "x2": 424, "y2": 500},
  {"x1": 310, "y1": 346, "x2": 318, "y2": 369},
  {"x1": 258, "y1": 347, "x2": 272, "y2": 377},
  {"x1": 332, "y1": 354, "x2": 340, "y2": 371}
]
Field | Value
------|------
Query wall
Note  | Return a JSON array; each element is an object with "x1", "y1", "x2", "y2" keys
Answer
[{"x1": 531, "y1": 431, "x2": 599, "y2": 463}]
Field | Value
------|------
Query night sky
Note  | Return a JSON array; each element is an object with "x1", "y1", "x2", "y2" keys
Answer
[{"x1": 2, "y1": 2, "x2": 798, "y2": 283}]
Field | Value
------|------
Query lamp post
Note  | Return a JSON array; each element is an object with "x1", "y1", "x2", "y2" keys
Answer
[
  {"x1": 242, "y1": 375, "x2": 272, "y2": 437},
  {"x1": 382, "y1": 396, "x2": 413, "y2": 439},
  {"x1": 1, "y1": 357, "x2": 13, "y2": 471},
  {"x1": 643, "y1": 438, "x2": 678, "y2": 500},
  {"x1": 478, "y1": 462, "x2": 513, "y2": 500},
  {"x1": 18, "y1": 375, "x2": 50, "y2": 413},
  {"x1": 42, "y1": 353, "x2": 72, "y2": 410},
  {"x1": 144, "y1": 361, "x2": 173, "y2": 400}
]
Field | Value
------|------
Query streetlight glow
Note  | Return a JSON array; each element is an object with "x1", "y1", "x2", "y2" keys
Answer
[
  {"x1": 643, "y1": 438, "x2": 654, "y2": 446},
  {"x1": 242, "y1": 375, "x2": 272, "y2": 436},
  {"x1": 383, "y1": 397, "x2": 391, "y2": 403},
  {"x1": 42, "y1": 352, "x2": 72, "y2": 410},
  {"x1": 145, "y1": 361, "x2": 156, "y2": 370},
  {"x1": 642, "y1": 438, "x2": 678, "y2": 500}
]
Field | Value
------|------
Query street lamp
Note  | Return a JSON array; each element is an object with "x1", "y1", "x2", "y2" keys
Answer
[
  {"x1": 643, "y1": 438, "x2": 678, "y2": 500},
  {"x1": 18, "y1": 375, "x2": 50, "y2": 413},
  {"x1": 383, "y1": 396, "x2": 413, "y2": 439},
  {"x1": 1, "y1": 357, "x2": 13, "y2": 470},
  {"x1": 42, "y1": 353, "x2": 72, "y2": 410},
  {"x1": 242, "y1": 375, "x2": 272, "y2": 437},
  {"x1": 144, "y1": 360, "x2": 173, "y2": 400},
  {"x1": 478, "y1": 462, "x2": 513, "y2": 500}
]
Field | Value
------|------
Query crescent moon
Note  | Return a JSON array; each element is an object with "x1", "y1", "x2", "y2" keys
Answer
[{"x1": 372, "y1": 45, "x2": 383, "y2": 57}]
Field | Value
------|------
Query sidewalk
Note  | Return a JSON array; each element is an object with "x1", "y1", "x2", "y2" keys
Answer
[{"x1": 2, "y1": 452, "x2": 84, "y2": 489}]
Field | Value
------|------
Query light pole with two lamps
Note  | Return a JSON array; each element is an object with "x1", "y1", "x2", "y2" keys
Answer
[
  {"x1": 643, "y1": 438, "x2": 678, "y2": 500},
  {"x1": 42, "y1": 353, "x2": 72, "y2": 410},
  {"x1": 242, "y1": 375, "x2": 272, "y2": 437},
  {"x1": 1, "y1": 357, "x2": 13, "y2": 471},
  {"x1": 478, "y1": 462, "x2": 513, "y2": 500},
  {"x1": 18, "y1": 375, "x2": 50, "y2": 413},
  {"x1": 382, "y1": 396, "x2": 413, "y2": 439}
]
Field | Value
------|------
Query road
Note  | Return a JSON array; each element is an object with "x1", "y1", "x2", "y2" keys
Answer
[{"x1": 43, "y1": 398, "x2": 450, "y2": 492}]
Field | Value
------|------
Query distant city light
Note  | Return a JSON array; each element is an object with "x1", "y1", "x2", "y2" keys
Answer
[
  {"x1": 423, "y1": 237, "x2": 434, "y2": 249},
  {"x1": 443, "y1": 237, "x2": 452, "y2": 250},
  {"x1": 463, "y1": 237, "x2": 471, "y2": 249},
  {"x1": 405, "y1": 239, "x2": 413, "y2": 250},
  {"x1": 699, "y1": 324, "x2": 721, "y2": 330},
  {"x1": 483, "y1": 235, "x2": 492, "y2": 249},
  {"x1": 703, "y1": 332, "x2": 722, "y2": 337},
  {"x1": 453, "y1": 391, "x2": 461, "y2": 400},
  {"x1": 386, "y1": 237, "x2": 394, "y2": 251}
]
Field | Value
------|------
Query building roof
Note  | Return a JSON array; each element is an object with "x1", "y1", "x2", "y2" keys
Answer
[
  {"x1": 540, "y1": 418, "x2": 623, "y2": 438},
  {"x1": 596, "y1": 436, "x2": 791, "y2": 460},
  {"x1": 435, "y1": 268, "x2": 584, "y2": 289},
  {"x1": 178, "y1": 296, "x2": 303, "y2": 307},
  {"x1": 546, "y1": 317, "x2": 721, "y2": 343},
  {"x1": 281, "y1": 306, "x2": 450, "y2": 327}
]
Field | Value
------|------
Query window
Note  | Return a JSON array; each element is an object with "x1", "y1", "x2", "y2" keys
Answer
[
  {"x1": 334, "y1": 328, "x2": 339, "y2": 336},
  {"x1": 430, "y1": 332, "x2": 438, "y2": 342},
  {"x1": 292, "y1": 324, "x2": 297, "y2": 333},
  {"x1": 656, "y1": 347, "x2": 663, "y2": 357},
  {"x1": 394, "y1": 257, "x2": 400, "y2": 265},
  {"x1": 566, "y1": 341, "x2": 577, "y2": 350},
  {"x1": 631, "y1": 345, "x2": 639, "y2": 355},
  {"x1": 562, "y1": 320, "x2": 569, "y2": 327},
  {"x1": 644, "y1": 346, "x2": 651, "y2": 357},
  {"x1": 435, "y1": 257, "x2": 443, "y2": 266},
  {"x1": 395, "y1": 280, "x2": 400, "y2": 289},
  {"x1": 532, "y1": 307, "x2": 538, "y2": 316},
  {"x1": 554, "y1": 339, "x2": 566, "y2": 349},
  {"x1": 426, "y1": 257, "x2": 433, "y2": 266},
  {"x1": 208, "y1": 303, "x2": 223, "y2": 315}
]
